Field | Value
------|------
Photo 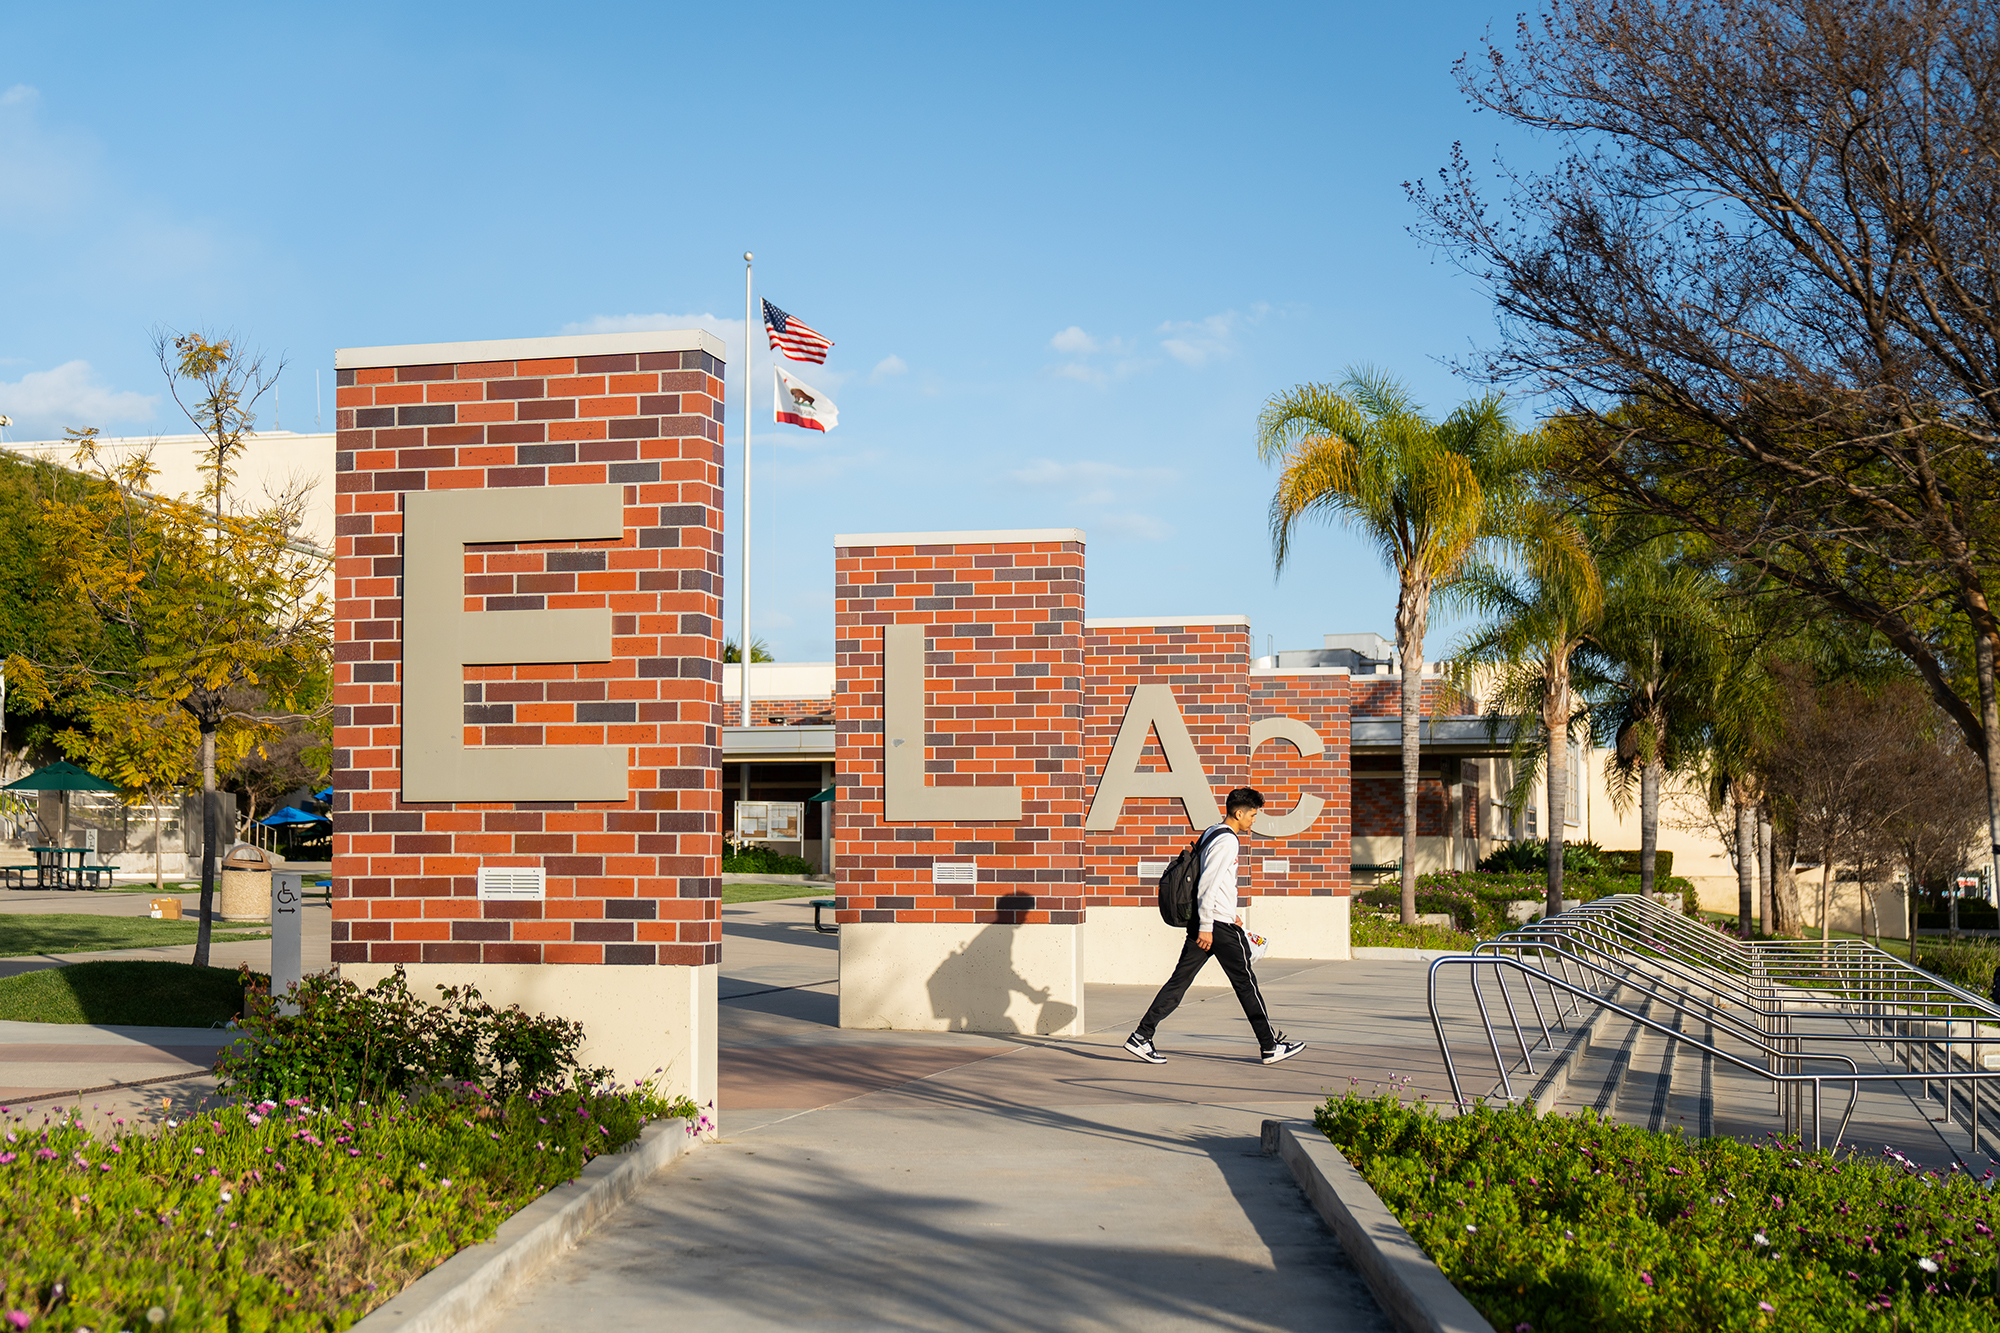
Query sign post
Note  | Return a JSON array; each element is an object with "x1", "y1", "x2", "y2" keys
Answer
[{"x1": 270, "y1": 870, "x2": 303, "y2": 1015}]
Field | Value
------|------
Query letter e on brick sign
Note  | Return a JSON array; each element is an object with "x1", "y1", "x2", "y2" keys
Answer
[
  {"x1": 1247, "y1": 716, "x2": 1326, "y2": 837},
  {"x1": 403, "y1": 485, "x2": 629, "y2": 802},
  {"x1": 1083, "y1": 683, "x2": 1222, "y2": 831},
  {"x1": 882, "y1": 622, "x2": 1022, "y2": 822}
]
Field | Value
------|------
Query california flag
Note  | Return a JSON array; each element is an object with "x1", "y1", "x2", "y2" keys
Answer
[{"x1": 774, "y1": 365, "x2": 838, "y2": 432}]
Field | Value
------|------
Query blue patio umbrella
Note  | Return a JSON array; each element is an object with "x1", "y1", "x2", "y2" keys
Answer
[{"x1": 260, "y1": 806, "x2": 331, "y2": 828}]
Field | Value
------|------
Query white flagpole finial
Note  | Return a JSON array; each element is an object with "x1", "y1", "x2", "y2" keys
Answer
[{"x1": 744, "y1": 252, "x2": 753, "y2": 263}]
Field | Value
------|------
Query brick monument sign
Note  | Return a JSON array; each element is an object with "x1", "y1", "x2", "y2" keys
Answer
[{"x1": 331, "y1": 330, "x2": 727, "y2": 1103}]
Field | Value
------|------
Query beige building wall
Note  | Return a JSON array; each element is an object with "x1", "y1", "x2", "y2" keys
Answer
[{"x1": 6, "y1": 430, "x2": 336, "y2": 553}]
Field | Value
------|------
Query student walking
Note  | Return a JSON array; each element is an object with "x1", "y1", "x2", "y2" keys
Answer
[{"x1": 1125, "y1": 787, "x2": 1306, "y2": 1066}]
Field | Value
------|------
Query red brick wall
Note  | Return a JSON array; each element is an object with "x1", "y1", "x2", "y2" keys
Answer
[
  {"x1": 1352, "y1": 757, "x2": 1453, "y2": 837},
  {"x1": 331, "y1": 343, "x2": 725, "y2": 968},
  {"x1": 723, "y1": 697, "x2": 833, "y2": 727},
  {"x1": 1248, "y1": 671, "x2": 1352, "y2": 896},
  {"x1": 1081, "y1": 622, "x2": 1248, "y2": 909},
  {"x1": 1352, "y1": 677, "x2": 1474, "y2": 717},
  {"x1": 833, "y1": 535, "x2": 1085, "y2": 926}
]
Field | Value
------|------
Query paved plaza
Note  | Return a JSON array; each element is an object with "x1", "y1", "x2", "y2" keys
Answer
[{"x1": 0, "y1": 891, "x2": 1985, "y2": 1328}]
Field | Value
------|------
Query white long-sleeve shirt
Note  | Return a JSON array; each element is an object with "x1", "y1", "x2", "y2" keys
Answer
[{"x1": 1197, "y1": 824, "x2": 1240, "y2": 930}]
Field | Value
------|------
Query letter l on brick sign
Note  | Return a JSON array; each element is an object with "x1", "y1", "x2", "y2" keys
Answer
[
  {"x1": 882, "y1": 622, "x2": 1021, "y2": 822},
  {"x1": 402, "y1": 485, "x2": 629, "y2": 802}
]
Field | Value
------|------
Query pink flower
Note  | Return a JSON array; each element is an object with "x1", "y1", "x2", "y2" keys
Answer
[
  {"x1": 1639, "y1": 1272, "x2": 1654, "y2": 1287},
  {"x1": 1758, "y1": 1302, "x2": 1775, "y2": 1312},
  {"x1": 7, "y1": 1311, "x2": 30, "y2": 1329}
]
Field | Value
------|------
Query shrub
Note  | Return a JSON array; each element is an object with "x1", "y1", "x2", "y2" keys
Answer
[
  {"x1": 0, "y1": 1084, "x2": 700, "y2": 1331},
  {"x1": 721, "y1": 843, "x2": 818, "y2": 875},
  {"x1": 215, "y1": 967, "x2": 605, "y2": 1104},
  {"x1": 1605, "y1": 847, "x2": 1674, "y2": 878},
  {"x1": 1320, "y1": 1091, "x2": 2000, "y2": 1332},
  {"x1": 1351, "y1": 914, "x2": 1473, "y2": 951},
  {"x1": 1915, "y1": 936, "x2": 2000, "y2": 995},
  {"x1": 1477, "y1": 838, "x2": 1611, "y2": 875},
  {"x1": 1355, "y1": 870, "x2": 1698, "y2": 936}
]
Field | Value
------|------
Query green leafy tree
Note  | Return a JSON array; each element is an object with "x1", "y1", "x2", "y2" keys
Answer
[
  {"x1": 13, "y1": 337, "x2": 328, "y2": 965},
  {"x1": 1580, "y1": 531, "x2": 1725, "y2": 900},
  {"x1": 1444, "y1": 533, "x2": 1606, "y2": 916},
  {"x1": 1259, "y1": 368, "x2": 1570, "y2": 923},
  {"x1": 722, "y1": 637, "x2": 774, "y2": 664}
]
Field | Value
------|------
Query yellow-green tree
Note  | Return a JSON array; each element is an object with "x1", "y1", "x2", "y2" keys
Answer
[{"x1": 14, "y1": 338, "x2": 327, "y2": 963}]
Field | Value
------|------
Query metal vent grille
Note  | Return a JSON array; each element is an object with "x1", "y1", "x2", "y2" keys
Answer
[
  {"x1": 1136, "y1": 860, "x2": 1170, "y2": 879},
  {"x1": 931, "y1": 862, "x2": 978, "y2": 885},
  {"x1": 1263, "y1": 860, "x2": 1291, "y2": 877},
  {"x1": 477, "y1": 866, "x2": 547, "y2": 901}
]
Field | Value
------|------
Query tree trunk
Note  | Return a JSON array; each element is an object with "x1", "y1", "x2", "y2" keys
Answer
[
  {"x1": 1395, "y1": 580, "x2": 1430, "y2": 927},
  {"x1": 1771, "y1": 821, "x2": 1806, "y2": 938},
  {"x1": 1639, "y1": 755, "x2": 1661, "y2": 899},
  {"x1": 1736, "y1": 791, "x2": 1757, "y2": 939},
  {"x1": 1974, "y1": 624, "x2": 2000, "y2": 942},
  {"x1": 195, "y1": 726, "x2": 217, "y2": 969},
  {"x1": 1758, "y1": 807, "x2": 1774, "y2": 936},
  {"x1": 151, "y1": 787, "x2": 164, "y2": 893},
  {"x1": 1544, "y1": 686, "x2": 1568, "y2": 918},
  {"x1": 1818, "y1": 856, "x2": 1834, "y2": 964}
]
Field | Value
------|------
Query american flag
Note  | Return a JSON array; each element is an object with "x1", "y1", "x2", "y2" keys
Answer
[{"x1": 762, "y1": 299, "x2": 834, "y2": 364}]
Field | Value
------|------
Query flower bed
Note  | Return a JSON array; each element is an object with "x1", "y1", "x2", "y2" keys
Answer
[
  {"x1": 1320, "y1": 1091, "x2": 2000, "y2": 1332},
  {"x1": 0, "y1": 1083, "x2": 701, "y2": 1331}
]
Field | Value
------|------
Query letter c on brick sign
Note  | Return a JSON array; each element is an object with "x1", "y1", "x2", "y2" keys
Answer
[
  {"x1": 401, "y1": 484, "x2": 630, "y2": 803},
  {"x1": 1246, "y1": 715, "x2": 1326, "y2": 837},
  {"x1": 1082, "y1": 683, "x2": 1223, "y2": 832},
  {"x1": 882, "y1": 623, "x2": 1023, "y2": 822}
]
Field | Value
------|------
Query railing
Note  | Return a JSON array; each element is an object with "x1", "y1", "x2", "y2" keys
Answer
[{"x1": 1427, "y1": 894, "x2": 2000, "y2": 1154}]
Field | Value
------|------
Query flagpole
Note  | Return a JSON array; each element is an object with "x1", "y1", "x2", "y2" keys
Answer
[{"x1": 741, "y1": 252, "x2": 753, "y2": 731}]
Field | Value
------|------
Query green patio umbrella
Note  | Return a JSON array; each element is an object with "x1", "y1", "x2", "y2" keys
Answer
[{"x1": 2, "y1": 760, "x2": 119, "y2": 846}]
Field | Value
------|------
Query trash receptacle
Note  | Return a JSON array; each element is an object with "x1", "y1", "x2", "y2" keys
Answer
[{"x1": 219, "y1": 844, "x2": 274, "y2": 921}]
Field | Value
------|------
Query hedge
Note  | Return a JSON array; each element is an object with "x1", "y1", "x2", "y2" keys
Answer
[
  {"x1": 1320, "y1": 1091, "x2": 2000, "y2": 1332},
  {"x1": 1356, "y1": 870, "x2": 1697, "y2": 938}
]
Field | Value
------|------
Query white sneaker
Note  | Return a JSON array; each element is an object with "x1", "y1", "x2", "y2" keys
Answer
[
  {"x1": 1261, "y1": 1036, "x2": 1306, "y2": 1065},
  {"x1": 1124, "y1": 1033, "x2": 1166, "y2": 1064}
]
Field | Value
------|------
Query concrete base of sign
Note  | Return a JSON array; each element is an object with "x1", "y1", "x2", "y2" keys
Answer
[
  {"x1": 1244, "y1": 894, "x2": 1351, "y2": 961},
  {"x1": 1082, "y1": 906, "x2": 1196, "y2": 985},
  {"x1": 838, "y1": 922, "x2": 1086, "y2": 1035},
  {"x1": 340, "y1": 962, "x2": 719, "y2": 1108}
]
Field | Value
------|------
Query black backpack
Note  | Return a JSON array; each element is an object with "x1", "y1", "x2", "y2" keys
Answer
[{"x1": 1158, "y1": 826, "x2": 1229, "y2": 928}]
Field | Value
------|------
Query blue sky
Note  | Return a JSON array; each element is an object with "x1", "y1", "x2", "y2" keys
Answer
[{"x1": 0, "y1": 1, "x2": 1537, "y2": 664}]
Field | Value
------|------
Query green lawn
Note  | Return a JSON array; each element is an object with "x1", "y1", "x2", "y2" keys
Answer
[
  {"x1": 0, "y1": 959, "x2": 252, "y2": 1025},
  {"x1": 722, "y1": 881, "x2": 830, "y2": 905},
  {"x1": 0, "y1": 913, "x2": 268, "y2": 957}
]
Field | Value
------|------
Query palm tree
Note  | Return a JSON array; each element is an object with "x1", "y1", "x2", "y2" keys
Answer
[
  {"x1": 1581, "y1": 531, "x2": 1724, "y2": 901},
  {"x1": 1444, "y1": 536, "x2": 1605, "y2": 918},
  {"x1": 1258, "y1": 369, "x2": 1547, "y2": 926}
]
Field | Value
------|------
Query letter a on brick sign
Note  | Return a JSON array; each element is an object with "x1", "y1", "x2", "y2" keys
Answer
[
  {"x1": 882, "y1": 623, "x2": 1022, "y2": 822},
  {"x1": 1083, "y1": 683, "x2": 1222, "y2": 831},
  {"x1": 402, "y1": 485, "x2": 630, "y2": 803}
]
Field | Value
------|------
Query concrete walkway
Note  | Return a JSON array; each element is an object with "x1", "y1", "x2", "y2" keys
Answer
[
  {"x1": 0, "y1": 890, "x2": 333, "y2": 1125},
  {"x1": 489, "y1": 898, "x2": 1410, "y2": 1332}
]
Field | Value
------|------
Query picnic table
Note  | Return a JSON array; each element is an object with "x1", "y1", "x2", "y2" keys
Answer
[{"x1": 0, "y1": 846, "x2": 115, "y2": 891}]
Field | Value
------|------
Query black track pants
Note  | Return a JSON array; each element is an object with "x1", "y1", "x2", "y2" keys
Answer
[{"x1": 1135, "y1": 922, "x2": 1276, "y2": 1051}]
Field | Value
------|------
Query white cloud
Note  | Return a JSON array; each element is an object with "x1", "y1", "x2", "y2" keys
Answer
[
  {"x1": 871, "y1": 354, "x2": 908, "y2": 381},
  {"x1": 1050, "y1": 325, "x2": 1099, "y2": 354},
  {"x1": 0, "y1": 83, "x2": 99, "y2": 231},
  {"x1": 1008, "y1": 458, "x2": 1176, "y2": 507},
  {"x1": 560, "y1": 311, "x2": 747, "y2": 346},
  {"x1": 1096, "y1": 512, "x2": 1175, "y2": 542},
  {"x1": 1157, "y1": 305, "x2": 1270, "y2": 368},
  {"x1": 0, "y1": 361, "x2": 157, "y2": 439}
]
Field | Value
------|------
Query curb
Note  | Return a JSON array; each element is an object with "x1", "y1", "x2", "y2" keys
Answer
[
  {"x1": 353, "y1": 1117, "x2": 696, "y2": 1333},
  {"x1": 1263, "y1": 1119, "x2": 1495, "y2": 1333},
  {"x1": 1350, "y1": 946, "x2": 1464, "y2": 963}
]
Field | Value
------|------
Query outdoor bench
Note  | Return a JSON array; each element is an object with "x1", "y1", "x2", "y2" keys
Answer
[{"x1": 810, "y1": 898, "x2": 838, "y2": 935}]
